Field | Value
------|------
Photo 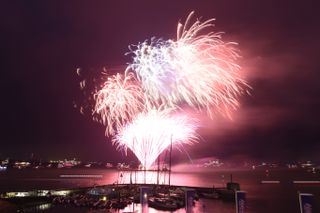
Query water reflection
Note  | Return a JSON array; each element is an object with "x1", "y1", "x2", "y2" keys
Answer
[
  {"x1": 1, "y1": 167, "x2": 320, "y2": 213},
  {"x1": 116, "y1": 170, "x2": 169, "y2": 185},
  {"x1": 20, "y1": 203, "x2": 51, "y2": 212},
  {"x1": 120, "y1": 200, "x2": 235, "y2": 213},
  {"x1": 112, "y1": 169, "x2": 228, "y2": 187}
]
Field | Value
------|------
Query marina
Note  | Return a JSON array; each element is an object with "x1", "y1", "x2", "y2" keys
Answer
[
  {"x1": 1, "y1": 183, "x2": 237, "y2": 212},
  {"x1": 0, "y1": 167, "x2": 319, "y2": 212}
]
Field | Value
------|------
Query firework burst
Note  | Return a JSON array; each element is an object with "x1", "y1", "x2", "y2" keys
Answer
[
  {"x1": 127, "y1": 11, "x2": 249, "y2": 117},
  {"x1": 113, "y1": 108, "x2": 198, "y2": 169},
  {"x1": 94, "y1": 72, "x2": 146, "y2": 136},
  {"x1": 88, "y1": 11, "x2": 251, "y2": 169}
]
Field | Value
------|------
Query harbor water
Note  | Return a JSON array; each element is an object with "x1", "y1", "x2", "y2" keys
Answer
[{"x1": 0, "y1": 166, "x2": 319, "y2": 212}]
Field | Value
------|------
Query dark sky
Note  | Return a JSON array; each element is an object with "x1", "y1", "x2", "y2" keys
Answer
[{"x1": 1, "y1": 1, "x2": 319, "y2": 162}]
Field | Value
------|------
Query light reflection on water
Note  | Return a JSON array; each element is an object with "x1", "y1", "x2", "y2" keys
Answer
[
  {"x1": 21, "y1": 203, "x2": 52, "y2": 212},
  {"x1": 107, "y1": 169, "x2": 235, "y2": 187},
  {"x1": 121, "y1": 199, "x2": 235, "y2": 213},
  {"x1": 1, "y1": 167, "x2": 320, "y2": 212},
  {"x1": 0, "y1": 167, "x2": 237, "y2": 191}
]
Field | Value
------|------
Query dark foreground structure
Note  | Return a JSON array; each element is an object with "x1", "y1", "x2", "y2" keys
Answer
[{"x1": 0, "y1": 182, "x2": 239, "y2": 212}]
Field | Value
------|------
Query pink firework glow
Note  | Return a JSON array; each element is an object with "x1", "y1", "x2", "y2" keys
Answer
[
  {"x1": 90, "y1": 11, "x2": 250, "y2": 168},
  {"x1": 94, "y1": 72, "x2": 146, "y2": 136},
  {"x1": 127, "y1": 11, "x2": 249, "y2": 117},
  {"x1": 113, "y1": 109, "x2": 198, "y2": 169}
]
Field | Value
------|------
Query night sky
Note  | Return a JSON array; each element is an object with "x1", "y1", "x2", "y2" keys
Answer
[{"x1": 1, "y1": 1, "x2": 319, "y2": 163}]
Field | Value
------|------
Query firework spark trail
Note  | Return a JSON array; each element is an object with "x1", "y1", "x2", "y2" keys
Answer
[
  {"x1": 127, "y1": 11, "x2": 249, "y2": 117},
  {"x1": 94, "y1": 72, "x2": 146, "y2": 136},
  {"x1": 114, "y1": 109, "x2": 198, "y2": 169},
  {"x1": 91, "y1": 12, "x2": 250, "y2": 168}
]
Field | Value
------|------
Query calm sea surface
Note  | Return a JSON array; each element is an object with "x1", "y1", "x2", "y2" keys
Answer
[{"x1": 0, "y1": 166, "x2": 319, "y2": 212}]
